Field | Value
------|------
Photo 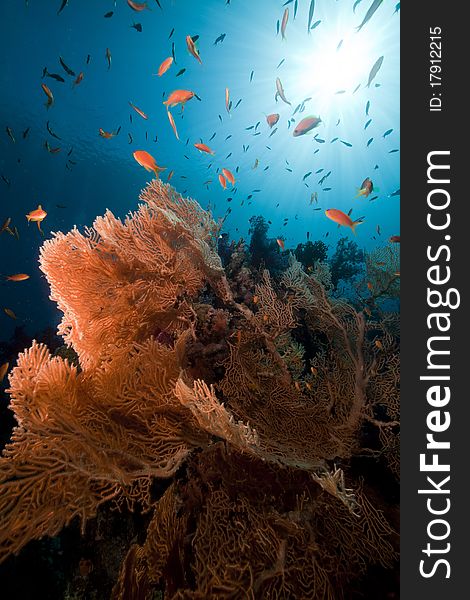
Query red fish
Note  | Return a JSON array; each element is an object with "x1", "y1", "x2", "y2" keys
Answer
[
  {"x1": 218, "y1": 173, "x2": 227, "y2": 189},
  {"x1": 276, "y1": 238, "x2": 285, "y2": 250},
  {"x1": 127, "y1": 0, "x2": 148, "y2": 11},
  {"x1": 163, "y1": 90, "x2": 195, "y2": 109},
  {"x1": 389, "y1": 235, "x2": 400, "y2": 243},
  {"x1": 194, "y1": 143, "x2": 215, "y2": 155},
  {"x1": 281, "y1": 8, "x2": 289, "y2": 39},
  {"x1": 293, "y1": 116, "x2": 321, "y2": 137},
  {"x1": 225, "y1": 87, "x2": 230, "y2": 113},
  {"x1": 355, "y1": 177, "x2": 373, "y2": 198},
  {"x1": 6, "y1": 273, "x2": 30, "y2": 282},
  {"x1": 129, "y1": 101, "x2": 148, "y2": 119},
  {"x1": 157, "y1": 57, "x2": 173, "y2": 76},
  {"x1": 222, "y1": 168, "x2": 235, "y2": 185},
  {"x1": 266, "y1": 113, "x2": 279, "y2": 128},
  {"x1": 133, "y1": 150, "x2": 166, "y2": 177},
  {"x1": 325, "y1": 209, "x2": 363, "y2": 234},
  {"x1": 167, "y1": 110, "x2": 179, "y2": 140},
  {"x1": 41, "y1": 83, "x2": 54, "y2": 109},
  {"x1": 73, "y1": 72, "x2": 84, "y2": 87},
  {"x1": 186, "y1": 35, "x2": 202, "y2": 64}
]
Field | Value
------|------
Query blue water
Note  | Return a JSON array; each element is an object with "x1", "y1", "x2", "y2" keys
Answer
[{"x1": 0, "y1": 0, "x2": 399, "y2": 341}]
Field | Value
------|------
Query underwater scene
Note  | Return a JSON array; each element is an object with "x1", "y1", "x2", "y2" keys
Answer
[{"x1": 0, "y1": 0, "x2": 400, "y2": 598}]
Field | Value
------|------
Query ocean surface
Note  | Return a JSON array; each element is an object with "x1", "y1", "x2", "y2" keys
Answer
[{"x1": 0, "y1": 0, "x2": 399, "y2": 342}]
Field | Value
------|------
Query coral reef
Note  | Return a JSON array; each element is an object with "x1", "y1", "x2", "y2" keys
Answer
[
  {"x1": 0, "y1": 180, "x2": 399, "y2": 598},
  {"x1": 330, "y1": 236, "x2": 364, "y2": 291}
]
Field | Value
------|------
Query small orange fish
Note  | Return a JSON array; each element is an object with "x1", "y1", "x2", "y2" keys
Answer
[
  {"x1": 294, "y1": 381, "x2": 301, "y2": 391},
  {"x1": 0, "y1": 362, "x2": 9, "y2": 382},
  {"x1": 163, "y1": 90, "x2": 195, "y2": 109},
  {"x1": 6, "y1": 273, "x2": 30, "y2": 282},
  {"x1": 41, "y1": 83, "x2": 54, "y2": 109},
  {"x1": 281, "y1": 7, "x2": 289, "y2": 39},
  {"x1": 129, "y1": 101, "x2": 148, "y2": 120},
  {"x1": 73, "y1": 72, "x2": 84, "y2": 87},
  {"x1": 363, "y1": 306, "x2": 372, "y2": 317},
  {"x1": 133, "y1": 150, "x2": 166, "y2": 177},
  {"x1": 157, "y1": 56, "x2": 173, "y2": 76},
  {"x1": 276, "y1": 238, "x2": 285, "y2": 251},
  {"x1": 355, "y1": 177, "x2": 373, "y2": 198},
  {"x1": 263, "y1": 314, "x2": 269, "y2": 322},
  {"x1": 293, "y1": 115, "x2": 321, "y2": 137},
  {"x1": 1, "y1": 217, "x2": 11, "y2": 234},
  {"x1": 194, "y1": 143, "x2": 215, "y2": 155},
  {"x1": 367, "y1": 282, "x2": 373, "y2": 291},
  {"x1": 305, "y1": 382, "x2": 313, "y2": 391},
  {"x1": 127, "y1": 0, "x2": 148, "y2": 11},
  {"x1": 389, "y1": 235, "x2": 400, "y2": 243},
  {"x1": 266, "y1": 113, "x2": 279, "y2": 128},
  {"x1": 375, "y1": 339, "x2": 383, "y2": 350},
  {"x1": 253, "y1": 295, "x2": 259, "y2": 304},
  {"x1": 225, "y1": 87, "x2": 230, "y2": 113},
  {"x1": 167, "y1": 110, "x2": 179, "y2": 140},
  {"x1": 222, "y1": 168, "x2": 235, "y2": 185},
  {"x1": 186, "y1": 35, "x2": 202, "y2": 64},
  {"x1": 218, "y1": 173, "x2": 227, "y2": 189},
  {"x1": 310, "y1": 366, "x2": 318, "y2": 376},
  {"x1": 325, "y1": 209, "x2": 363, "y2": 235},
  {"x1": 99, "y1": 128, "x2": 116, "y2": 139},
  {"x1": 167, "y1": 170, "x2": 175, "y2": 182},
  {"x1": 44, "y1": 141, "x2": 61, "y2": 154},
  {"x1": 3, "y1": 307, "x2": 17, "y2": 320},
  {"x1": 26, "y1": 205, "x2": 47, "y2": 224}
]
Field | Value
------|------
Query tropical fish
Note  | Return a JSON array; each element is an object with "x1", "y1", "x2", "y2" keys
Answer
[
  {"x1": 106, "y1": 48, "x2": 112, "y2": 70},
  {"x1": 311, "y1": 20, "x2": 321, "y2": 29},
  {"x1": 367, "y1": 56, "x2": 384, "y2": 87},
  {"x1": 131, "y1": 23, "x2": 143, "y2": 32},
  {"x1": 394, "y1": 2, "x2": 400, "y2": 14},
  {"x1": 59, "y1": 56, "x2": 75, "y2": 76},
  {"x1": 73, "y1": 72, "x2": 84, "y2": 87},
  {"x1": 127, "y1": 0, "x2": 148, "y2": 11},
  {"x1": 383, "y1": 128, "x2": 393, "y2": 138},
  {"x1": 355, "y1": 177, "x2": 373, "y2": 198},
  {"x1": 222, "y1": 168, "x2": 235, "y2": 185},
  {"x1": 389, "y1": 188, "x2": 400, "y2": 197},
  {"x1": 57, "y1": 0, "x2": 68, "y2": 15},
  {"x1": 129, "y1": 101, "x2": 148, "y2": 119},
  {"x1": 308, "y1": 0, "x2": 315, "y2": 32},
  {"x1": 1, "y1": 217, "x2": 11, "y2": 233},
  {"x1": 353, "y1": 83, "x2": 361, "y2": 94},
  {"x1": 6, "y1": 273, "x2": 30, "y2": 282},
  {"x1": 167, "y1": 110, "x2": 179, "y2": 140},
  {"x1": 325, "y1": 209, "x2": 363, "y2": 234},
  {"x1": 277, "y1": 58, "x2": 285, "y2": 69},
  {"x1": 104, "y1": 11, "x2": 113, "y2": 17},
  {"x1": 389, "y1": 235, "x2": 400, "y2": 243},
  {"x1": 43, "y1": 68, "x2": 65, "y2": 83},
  {"x1": 26, "y1": 205, "x2": 47, "y2": 235},
  {"x1": 214, "y1": 33, "x2": 226, "y2": 45},
  {"x1": 293, "y1": 116, "x2": 321, "y2": 137},
  {"x1": 3, "y1": 308, "x2": 17, "y2": 320},
  {"x1": 163, "y1": 89, "x2": 195, "y2": 109},
  {"x1": 99, "y1": 127, "x2": 120, "y2": 139},
  {"x1": 218, "y1": 173, "x2": 227, "y2": 189},
  {"x1": 366, "y1": 100, "x2": 370, "y2": 115},
  {"x1": 225, "y1": 87, "x2": 230, "y2": 113},
  {"x1": 389, "y1": 149, "x2": 399, "y2": 153},
  {"x1": 133, "y1": 150, "x2": 166, "y2": 177},
  {"x1": 250, "y1": 70, "x2": 254, "y2": 82},
  {"x1": 367, "y1": 137, "x2": 373, "y2": 147},
  {"x1": 41, "y1": 83, "x2": 54, "y2": 109},
  {"x1": 194, "y1": 143, "x2": 215, "y2": 155},
  {"x1": 22, "y1": 127, "x2": 30, "y2": 139},
  {"x1": 276, "y1": 238, "x2": 285, "y2": 250},
  {"x1": 175, "y1": 68, "x2": 186, "y2": 77},
  {"x1": 340, "y1": 140, "x2": 353, "y2": 147},
  {"x1": 0, "y1": 362, "x2": 9, "y2": 382},
  {"x1": 157, "y1": 57, "x2": 173, "y2": 76},
  {"x1": 171, "y1": 42, "x2": 176, "y2": 64},
  {"x1": 275, "y1": 77, "x2": 291, "y2": 105},
  {"x1": 364, "y1": 119, "x2": 372, "y2": 130},
  {"x1": 353, "y1": 0, "x2": 363, "y2": 13},
  {"x1": 168, "y1": 28, "x2": 175, "y2": 39},
  {"x1": 281, "y1": 8, "x2": 289, "y2": 39},
  {"x1": 46, "y1": 121, "x2": 61, "y2": 140},
  {"x1": 357, "y1": 0, "x2": 383, "y2": 32},
  {"x1": 186, "y1": 35, "x2": 202, "y2": 64},
  {"x1": 266, "y1": 113, "x2": 279, "y2": 128}
]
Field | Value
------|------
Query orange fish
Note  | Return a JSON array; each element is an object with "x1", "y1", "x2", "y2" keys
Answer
[
  {"x1": 167, "y1": 110, "x2": 179, "y2": 140},
  {"x1": 1, "y1": 217, "x2": 11, "y2": 234},
  {"x1": 310, "y1": 366, "x2": 318, "y2": 376},
  {"x1": 266, "y1": 113, "x2": 279, "y2": 128},
  {"x1": 0, "y1": 362, "x2": 9, "y2": 382},
  {"x1": 355, "y1": 177, "x2": 373, "y2": 198},
  {"x1": 163, "y1": 89, "x2": 195, "y2": 110},
  {"x1": 3, "y1": 308, "x2": 17, "y2": 320},
  {"x1": 281, "y1": 7, "x2": 289, "y2": 39},
  {"x1": 6, "y1": 273, "x2": 30, "y2": 282},
  {"x1": 293, "y1": 116, "x2": 321, "y2": 137},
  {"x1": 157, "y1": 56, "x2": 173, "y2": 76},
  {"x1": 44, "y1": 141, "x2": 61, "y2": 154},
  {"x1": 194, "y1": 143, "x2": 215, "y2": 155},
  {"x1": 41, "y1": 83, "x2": 54, "y2": 109},
  {"x1": 26, "y1": 205, "x2": 47, "y2": 223},
  {"x1": 133, "y1": 150, "x2": 166, "y2": 177},
  {"x1": 99, "y1": 128, "x2": 117, "y2": 139},
  {"x1": 389, "y1": 235, "x2": 400, "y2": 243},
  {"x1": 253, "y1": 295, "x2": 259, "y2": 304},
  {"x1": 127, "y1": 0, "x2": 148, "y2": 11},
  {"x1": 375, "y1": 340, "x2": 383, "y2": 350},
  {"x1": 129, "y1": 101, "x2": 148, "y2": 119},
  {"x1": 218, "y1": 173, "x2": 227, "y2": 189},
  {"x1": 186, "y1": 35, "x2": 202, "y2": 64},
  {"x1": 276, "y1": 238, "x2": 285, "y2": 251},
  {"x1": 225, "y1": 87, "x2": 230, "y2": 113},
  {"x1": 294, "y1": 381, "x2": 301, "y2": 391},
  {"x1": 325, "y1": 209, "x2": 363, "y2": 234},
  {"x1": 367, "y1": 282, "x2": 373, "y2": 291},
  {"x1": 222, "y1": 168, "x2": 235, "y2": 185},
  {"x1": 73, "y1": 72, "x2": 84, "y2": 87}
]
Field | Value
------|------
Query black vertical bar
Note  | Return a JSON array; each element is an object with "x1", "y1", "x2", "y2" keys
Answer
[{"x1": 401, "y1": 1, "x2": 467, "y2": 597}]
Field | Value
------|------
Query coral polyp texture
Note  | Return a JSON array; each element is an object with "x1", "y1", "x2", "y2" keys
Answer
[{"x1": 0, "y1": 180, "x2": 399, "y2": 598}]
